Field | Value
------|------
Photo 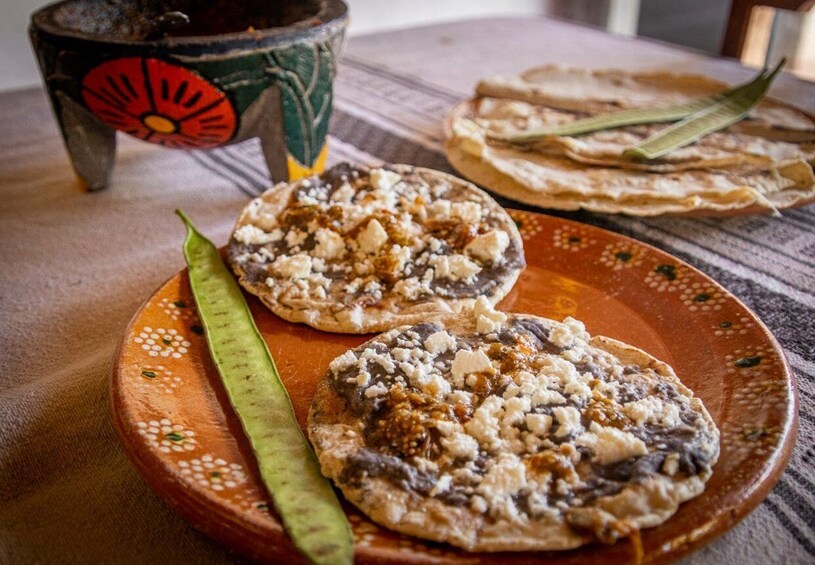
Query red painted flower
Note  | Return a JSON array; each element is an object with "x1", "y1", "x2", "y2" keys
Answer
[{"x1": 81, "y1": 57, "x2": 237, "y2": 149}]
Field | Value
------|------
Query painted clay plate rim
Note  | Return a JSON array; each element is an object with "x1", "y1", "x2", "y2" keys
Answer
[
  {"x1": 443, "y1": 98, "x2": 815, "y2": 217},
  {"x1": 111, "y1": 210, "x2": 797, "y2": 563}
]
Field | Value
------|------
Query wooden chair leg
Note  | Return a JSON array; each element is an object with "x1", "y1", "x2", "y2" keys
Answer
[{"x1": 722, "y1": 0, "x2": 761, "y2": 58}]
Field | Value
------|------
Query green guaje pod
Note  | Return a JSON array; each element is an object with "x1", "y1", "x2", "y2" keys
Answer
[
  {"x1": 499, "y1": 60, "x2": 780, "y2": 145},
  {"x1": 177, "y1": 210, "x2": 353, "y2": 565},
  {"x1": 624, "y1": 60, "x2": 785, "y2": 160}
]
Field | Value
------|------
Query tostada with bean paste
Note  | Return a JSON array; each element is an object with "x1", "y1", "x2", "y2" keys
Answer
[
  {"x1": 308, "y1": 298, "x2": 720, "y2": 551},
  {"x1": 227, "y1": 163, "x2": 525, "y2": 333}
]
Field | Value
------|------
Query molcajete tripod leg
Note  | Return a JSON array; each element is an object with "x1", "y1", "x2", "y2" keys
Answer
[
  {"x1": 56, "y1": 92, "x2": 116, "y2": 191},
  {"x1": 244, "y1": 86, "x2": 289, "y2": 184}
]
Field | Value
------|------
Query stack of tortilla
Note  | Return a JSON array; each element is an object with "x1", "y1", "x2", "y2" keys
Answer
[{"x1": 445, "y1": 66, "x2": 815, "y2": 216}]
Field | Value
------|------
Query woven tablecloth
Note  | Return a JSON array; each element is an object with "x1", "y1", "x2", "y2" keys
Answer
[{"x1": 1, "y1": 18, "x2": 813, "y2": 564}]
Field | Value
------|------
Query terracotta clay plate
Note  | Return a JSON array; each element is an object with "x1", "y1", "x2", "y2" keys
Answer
[
  {"x1": 444, "y1": 99, "x2": 815, "y2": 218},
  {"x1": 111, "y1": 210, "x2": 797, "y2": 563}
]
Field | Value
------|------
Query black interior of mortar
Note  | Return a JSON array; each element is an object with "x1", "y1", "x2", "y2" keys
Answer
[{"x1": 52, "y1": 0, "x2": 322, "y2": 40}]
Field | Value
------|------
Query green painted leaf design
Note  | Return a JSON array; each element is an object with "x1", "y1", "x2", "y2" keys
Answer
[
  {"x1": 166, "y1": 432, "x2": 184, "y2": 442},
  {"x1": 265, "y1": 42, "x2": 335, "y2": 167},
  {"x1": 195, "y1": 54, "x2": 272, "y2": 115}
]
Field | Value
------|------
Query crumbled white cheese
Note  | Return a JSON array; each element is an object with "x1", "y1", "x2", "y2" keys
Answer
[
  {"x1": 622, "y1": 397, "x2": 681, "y2": 428},
  {"x1": 393, "y1": 276, "x2": 433, "y2": 300},
  {"x1": 434, "y1": 420, "x2": 456, "y2": 436},
  {"x1": 526, "y1": 488, "x2": 553, "y2": 517},
  {"x1": 503, "y1": 396, "x2": 531, "y2": 426},
  {"x1": 451, "y1": 349, "x2": 493, "y2": 381},
  {"x1": 336, "y1": 306, "x2": 364, "y2": 329},
  {"x1": 576, "y1": 422, "x2": 648, "y2": 465},
  {"x1": 234, "y1": 224, "x2": 283, "y2": 245},
  {"x1": 429, "y1": 474, "x2": 453, "y2": 497},
  {"x1": 404, "y1": 199, "x2": 427, "y2": 221},
  {"x1": 364, "y1": 279, "x2": 383, "y2": 298},
  {"x1": 353, "y1": 260, "x2": 372, "y2": 276},
  {"x1": 531, "y1": 387, "x2": 567, "y2": 406},
  {"x1": 428, "y1": 199, "x2": 451, "y2": 219},
  {"x1": 329, "y1": 181, "x2": 355, "y2": 203},
  {"x1": 450, "y1": 255, "x2": 482, "y2": 281},
  {"x1": 297, "y1": 194, "x2": 319, "y2": 206},
  {"x1": 552, "y1": 406, "x2": 583, "y2": 438},
  {"x1": 393, "y1": 277, "x2": 419, "y2": 299},
  {"x1": 369, "y1": 168, "x2": 401, "y2": 191},
  {"x1": 440, "y1": 432, "x2": 479, "y2": 460},
  {"x1": 476, "y1": 453, "x2": 527, "y2": 517},
  {"x1": 464, "y1": 396, "x2": 504, "y2": 450},
  {"x1": 391, "y1": 347, "x2": 410, "y2": 363},
  {"x1": 538, "y1": 356, "x2": 582, "y2": 388},
  {"x1": 594, "y1": 379, "x2": 618, "y2": 401},
  {"x1": 361, "y1": 348, "x2": 395, "y2": 373},
  {"x1": 311, "y1": 257, "x2": 327, "y2": 272},
  {"x1": 412, "y1": 456, "x2": 439, "y2": 474},
  {"x1": 424, "y1": 330, "x2": 456, "y2": 355},
  {"x1": 364, "y1": 382, "x2": 388, "y2": 398},
  {"x1": 401, "y1": 361, "x2": 451, "y2": 398},
  {"x1": 470, "y1": 496, "x2": 488, "y2": 514},
  {"x1": 465, "y1": 230, "x2": 510, "y2": 265},
  {"x1": 272, "y1": 253, "x2": 312, "y2": 279},
  {"x1": 473, "y1": 296, "x2": 507, "y2": 333},
  {"x1": 502, "y1": 383, "x2": 520, "y2": 399},
  {"x1": 431, "y1": 254, "x2": 482, "y2": 282},
  {"x1": 451, "y1": 201, "x2": 482, "y2": 223},
  {"x1": 549, "y1": 317, "x2": 589, "y2": 348},
  {"x1": 390, "y1": 244, "x2": 411, "y2": 272},
  {"x1": 355, "y1": 372, "x2": 371, "y2": 387},
  {"x1": 563, "y1": 381, "x2": 592, "y2": 402},
  {"x1": 447, "y1": 390, "x2": 473, "y2": 406},
  {"x1": 313, "y1": 228, "x2": 345, "y2": 259},
  {"x1": 284, "y1": 228, "x2": 308, "y2": 248},
  {"x1": 525, "y1": 413, "x2": 553, "y2": 436},
  {"x1": 357, "y1": 219, "x2": 389, "y2": 254},
  {"x1": 244, "y1": 199, "x2": 280, "y2": 231},
  {"x1": 329, "y1": 350, "x2": 357, "y2": 375},
  {"x1": 514, "y1": 371, "x2": 538, "y2": 396}
]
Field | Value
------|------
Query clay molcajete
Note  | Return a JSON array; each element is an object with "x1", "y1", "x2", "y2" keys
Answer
[{"x1": 30, "y1": 0, "x2": 348, "y2": 189}]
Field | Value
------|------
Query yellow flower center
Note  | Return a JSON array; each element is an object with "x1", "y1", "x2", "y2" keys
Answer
[{"x1": 143, "y1": 114, "x2": 176, "y2": 134}]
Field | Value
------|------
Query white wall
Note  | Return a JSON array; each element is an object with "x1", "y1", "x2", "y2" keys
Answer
[
  {"x1": 345, "y1": 0, "x2": 542, "y2": 35},
  {"x1": 0, "y1": 0, "x2": 543, "y2": 92},
  {"x1": 1, "y1": 0, "x2": 44, "y2": 91}
]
